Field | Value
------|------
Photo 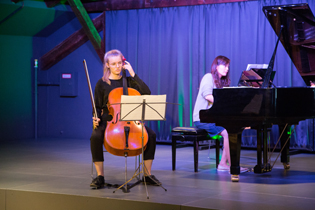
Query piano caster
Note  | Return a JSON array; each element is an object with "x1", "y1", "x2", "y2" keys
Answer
[
  {"x1": 283, "y1": 162, "x2": 290, "y2": 169},
  {"x1": 231, "y1": 175, "x2": 239, "y2": 182}
]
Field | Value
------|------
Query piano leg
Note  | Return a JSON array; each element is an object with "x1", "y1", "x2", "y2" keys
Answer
[
  {"x1": 229, "y1": 132, "x2": 242, "y2": 182},
  {"x1": 279, "y1": 124, "x2": 291, "y2": 169},
  {"x1": 263, "y1": 126, "x2": 272, "y2": 172},
  {"x1": 254, "y1": 127, "x2": 263, "y2": 173},
  {"x1": 254, "y1": 125, "x2": 271, "y2": 173}
]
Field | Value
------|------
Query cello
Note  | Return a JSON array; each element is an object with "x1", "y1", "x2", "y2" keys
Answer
[{"x1": 104, "y1": 59, "x2": 148, "y2": 157}]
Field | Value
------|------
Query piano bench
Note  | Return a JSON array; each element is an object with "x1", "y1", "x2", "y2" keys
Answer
[{"x1": 171, "y1": 127, "x2": 222, "y2": 172}]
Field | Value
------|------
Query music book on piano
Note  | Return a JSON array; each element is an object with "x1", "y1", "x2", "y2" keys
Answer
[
  {"x1": 238, "y1": 64, "x2": 276, "y2": 87},
  {"x1": 246, "y1": 64, "x2": 268, "y2": 71}
]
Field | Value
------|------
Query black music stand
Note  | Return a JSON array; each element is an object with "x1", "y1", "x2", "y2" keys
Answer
[{"x1": 112, "y1": 94, "x2": 167, "y2": 199}]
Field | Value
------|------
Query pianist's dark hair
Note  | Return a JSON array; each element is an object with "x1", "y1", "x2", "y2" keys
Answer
[{"x1": 210, "y1": 55, "x2": 231, "y2": 88}]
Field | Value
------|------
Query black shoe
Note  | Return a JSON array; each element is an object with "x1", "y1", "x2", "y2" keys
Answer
[
  {"x1": 142, "y1": 175, "x2": 161, "y2": 186},
  {"x1": 90, "y1": 175, "x2": 105, "y2": 189}
]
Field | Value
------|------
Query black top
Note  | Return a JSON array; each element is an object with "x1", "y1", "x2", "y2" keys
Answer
[{"x1": 94, "y1": 74, "x2": 151, "y2": 122}]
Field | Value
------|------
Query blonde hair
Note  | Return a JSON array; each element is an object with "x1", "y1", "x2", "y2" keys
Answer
[{"x1": 102, "y1": 49, "x2": 124, "y2": 85}]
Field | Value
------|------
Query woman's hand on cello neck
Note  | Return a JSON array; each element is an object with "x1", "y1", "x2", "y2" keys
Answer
[{"x1": 123, "y1": 61, "x2": 135, "y2": 77}]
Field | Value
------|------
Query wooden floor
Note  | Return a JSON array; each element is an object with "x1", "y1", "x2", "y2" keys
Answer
[{"x1": 1, "y1": 138, "x2": 315, "y2": 210}]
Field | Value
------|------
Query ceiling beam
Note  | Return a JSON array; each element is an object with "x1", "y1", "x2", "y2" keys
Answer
[
  {"x1": 39, "y1": 13, "x2": 104, "y2": 70},
  {"x1": 82, "y1": 0, "x2": 252, "y2": 12},
  {"x1": 67, "y1": 0, "x2": 104, "y2": 60},
  {"x1": 42, "y1": 0, "x2": 253, "y2": 11}
]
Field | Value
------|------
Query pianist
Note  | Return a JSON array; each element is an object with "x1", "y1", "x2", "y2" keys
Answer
[
  {"x1": 193, "y1": 56, "x2": 249, "y2": 172},
  {"x1": 193, "y1": 55, "x2": 232, "y2": 171}
]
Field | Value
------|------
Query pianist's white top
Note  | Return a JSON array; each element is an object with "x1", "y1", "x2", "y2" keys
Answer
[{"x1": 193, "y1": 73, "x2": 216, "y2": 122}]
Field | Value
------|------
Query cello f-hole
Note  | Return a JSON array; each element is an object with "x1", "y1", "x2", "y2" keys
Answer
[
  {"x1": 113, "y1": 113, "x2": 119, "y2": 124},
  {"x1": 124, "y1": 126, "x2": 130, "y2": 148}
]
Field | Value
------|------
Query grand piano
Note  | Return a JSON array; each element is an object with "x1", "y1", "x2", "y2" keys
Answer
[{"x1": 200, "y1": 3, "x2": 315, "y2": 182}]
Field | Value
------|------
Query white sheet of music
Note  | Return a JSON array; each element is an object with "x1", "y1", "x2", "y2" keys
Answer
[
  {"x1": 120, "y1": 94, "x2": 167, "y2": 121},
  {"x1": 246, "y1": 64, "x2": 268, "y2": 70}
]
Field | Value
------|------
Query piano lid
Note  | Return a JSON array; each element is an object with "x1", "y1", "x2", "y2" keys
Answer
[{"x1": 263, "y1": 3, "x2": 315, "y2": 86}]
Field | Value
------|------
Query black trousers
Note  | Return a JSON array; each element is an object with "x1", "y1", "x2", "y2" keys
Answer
[{"x1": 90, "y1": 123, "x2": 156, "y2": 162}]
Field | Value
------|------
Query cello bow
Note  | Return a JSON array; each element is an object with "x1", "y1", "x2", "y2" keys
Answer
[{"x1": 83, "y1": 59, "x2": 98, "y2": 128}]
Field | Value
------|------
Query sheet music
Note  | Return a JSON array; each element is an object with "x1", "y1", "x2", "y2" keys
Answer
[
  {"x1": 246, "y1": 64, "x2": 268, "y2": 70},
  {"x1": 120, "y1": 95, "x2": 167, "y2": 121}
]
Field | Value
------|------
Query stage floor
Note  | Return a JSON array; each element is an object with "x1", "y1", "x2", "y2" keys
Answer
[{"x1": 1, "y1": 138, "x2": 315, "y2": 210}]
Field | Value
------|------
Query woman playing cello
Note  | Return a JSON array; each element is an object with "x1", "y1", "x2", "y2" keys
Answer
[{"x1": 90, "y1": 49, "x2": 161, "y2": 189}]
